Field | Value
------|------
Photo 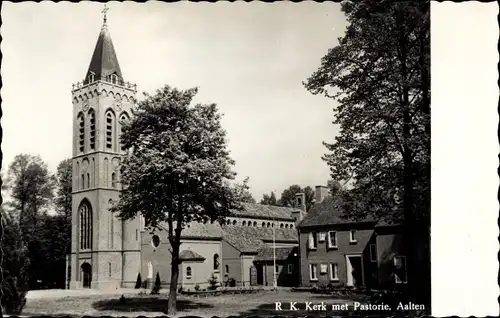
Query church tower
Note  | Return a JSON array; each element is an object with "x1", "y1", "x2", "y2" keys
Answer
[{"x1": 69, "y1": 7, "x2": 141, "y2": 289}]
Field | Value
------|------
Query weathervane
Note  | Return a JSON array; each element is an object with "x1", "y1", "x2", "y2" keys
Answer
[{"x1": 102, "y1": 4, "x2": 109, "y2": 24}]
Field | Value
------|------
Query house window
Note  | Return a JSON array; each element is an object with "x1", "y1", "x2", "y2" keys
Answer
[
  {"x1": 186, "y1": 266, "x2": 192, "y2": 279},
  {"x1": 78, "y1": 113, "x2": 85, "y2": 153},
  {"x1": 349, "y1": 230, "x2": 357, "y2": 243},
  {"x1": 330, "y1": 263, "x2": 339, "y2": 281},
  {"x1": 370, "y1": 244, "x2": 377, "y2": 262},
  {"x1": 320, "y1": 264, "x2": 328, "y2": 274},
  {"x1": 318, "y1": 232, "x2": 326, "y2": 242},
  {"x1": 213, "y1": 254, "x2": 220, "y2": 270},
  {"x1": 327, "y1": 231, "x2": 337, "y2": 248},
  {"x1": 151, "y1": 235, "x2": 160, "y2": 248},
  {"x1": 225, "y1": 264, "x2": 229, "y2": 275},
  {"x1": 287, "y1": 264, "x2": 293, "y2": 274},
  {"x1": 394, "y1": 256, "x2": 407, "y2": 284},
  {"x1": 309, "y1": 264, "x2": 318, "y2": 281},
  {"x1": 308, "y1": 232, "x2": 317, "y2": 249}
]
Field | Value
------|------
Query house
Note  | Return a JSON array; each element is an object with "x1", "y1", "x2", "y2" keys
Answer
[
  {"x1": 296, "y1": 186, "x2": 407, "y2": 290},
  {"x1": 252, "y1": 246, "x2": 300, "y2": 287}
]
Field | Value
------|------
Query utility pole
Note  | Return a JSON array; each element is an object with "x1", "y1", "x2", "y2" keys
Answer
[{"x1": 273, "y1": 217, "x2": 277, "y2": 289}]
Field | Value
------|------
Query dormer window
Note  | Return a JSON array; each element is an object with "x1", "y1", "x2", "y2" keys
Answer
[
  {"x1": 110, "y1": 74, "x2": 118, "y2": 84},
  {"x1": 88, "y1": 73, "x2": 95, "y2": 83}
]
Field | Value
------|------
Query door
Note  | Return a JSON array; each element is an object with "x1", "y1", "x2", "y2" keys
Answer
[
  {"x1": 81, "y1": 262, "x2": 92, "y2": 288},
  {"x1": 346, "y1": 255, "x2": 364, "y2": 288},
  {"x1": 256, "y1": 265, "x2": 264, "y2": 285}
]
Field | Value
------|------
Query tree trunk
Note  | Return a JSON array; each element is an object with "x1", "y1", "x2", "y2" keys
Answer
[{"x1": 166, "y1": 241, "x2": 180, "y2": 315}]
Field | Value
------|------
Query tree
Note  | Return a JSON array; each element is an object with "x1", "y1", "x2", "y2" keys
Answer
[
  {"x1": 278, "y1": 185, "x2": 315, "y2": 212},
  {"x1": 7, "y1": 154, "x2": 55, "y2": 289},
  {"x1": 260, "y1": 191, "x2": 278, "y2": 206},
  {"x1": 233, "y1": 177, "x2": 256, "y2": 203},
  {"x1": 111, "y1": 86, "x2": 242, "y2": 315},
  {"x1": 304, "y1": 1, "x2": 430, "y2": 308},
  {"x1": 54, "y1": 159, "x2": 72, "y2": 221},
  {"x1": 1, "y1": 208, "x2": 30, "y2": 315}
]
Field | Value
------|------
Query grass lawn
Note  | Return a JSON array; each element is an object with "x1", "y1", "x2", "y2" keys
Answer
[{"x1": 23, "y1": 289, "x2": 370, "y2": 317}]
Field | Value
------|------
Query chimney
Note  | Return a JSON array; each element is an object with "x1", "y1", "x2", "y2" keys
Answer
[{"x1": 315, "y1": 185, "x2": 330, "y2": 203}]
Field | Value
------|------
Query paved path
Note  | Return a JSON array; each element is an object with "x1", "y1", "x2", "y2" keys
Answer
[{"x1": 26, "y1": 288, "x2": 141, "y2": 299}]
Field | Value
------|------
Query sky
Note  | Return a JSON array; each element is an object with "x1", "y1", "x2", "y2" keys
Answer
[{"x1": 1, "y1": 1, "x2": 347, "y2": 201}]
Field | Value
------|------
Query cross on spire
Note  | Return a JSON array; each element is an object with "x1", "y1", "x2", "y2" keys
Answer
[{"x1": 102, "y1": 4, "x2": 109, "y2": 24}]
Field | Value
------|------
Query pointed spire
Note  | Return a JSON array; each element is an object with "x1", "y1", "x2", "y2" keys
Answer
[{"x1": 84, "y1": 5, "x2": 123, "y2": 84}]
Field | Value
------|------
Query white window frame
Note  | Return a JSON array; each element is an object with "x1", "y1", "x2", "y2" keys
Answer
[
  {"x1": 318, "y1": 232, "x2": 326, "y2": 242},
  {"x1": 308, "y1": 232, "x2": 317, "y2": 250},
  {"x1": 287, "y1": 264, "x2": 293, "y2": 274},
  {"x1": 309, "y1": 264, "x2": 318, "y2": 281},
  {"x1": 349, "y1": 229, "x2": 357, "y2": 243},
  {"x1": 330, "y1": 263, "x2": 339, "y2": 281},
  {"x1": 327, "y1": 231, "x2": 337, "y2": 249},
  {"x1": 370, "y1": 244, "x2": 377, "y2": 262},
  {"x1": 394, "y1": 256, "x2": 407, "y2": 284}
]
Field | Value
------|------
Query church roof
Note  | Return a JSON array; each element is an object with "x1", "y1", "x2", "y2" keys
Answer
[
  {"x1": 85, "y1": 21, "x2": 123, "y2": 83},
  {"x1": 222, "y1": 226, "x2": 298, "y2": 254},
  {"x1": 230, "y1": 203, "x2": 298, "y2": 221},
  {"x1": 179, "y1": 249, "x2": 206, "y2": 262}
]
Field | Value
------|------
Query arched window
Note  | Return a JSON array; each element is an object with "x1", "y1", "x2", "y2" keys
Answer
[
  {"x1": 280, "y1": 223, "x2": 284, "y2": 228},
  {"x1": 110, "y1": 74, "x2": 118, "y2": 84},
  {"x1": 111, "y1": 172, "x2": 117, "y2": 188},
  {"x1": 242, "y1": 221, "x2": 246, "y2": 226},
  {"x1": 290, "y1": 224, "x2": 293, "y2": 229},
  {"x1": 87, "y1": 173, "x2": 90, "y2": 189},
  {"x1": 253, "y1": 221, "x2": 257, "y2": 227},
  {"x1": 213, "y1": 254, "x2": 220, "y2": 270},
  {"x1": 186, "y1": 266, "x2": 192, "y2": 279},
  {"x1": 81, "y1": 174, "x2": 85, "y2": 190},
  {"x1": 89, "y1": 109, "x2": 96, "y2": 150},
  {"x1": 267, "y1": 222, "x2": 271, "y2": 228},
  {"x1": 247, "y1": 221, "x2": 251, "y2": 227},
  {"x1": 79, "y1": 200, "x2": 93, "y2": 250},
  {"x1": 119, "y1": 113, "x2": 129, "y2": 152},
  {"x1": 262, "y1": 222, "x2": 265, "y2": 227},
  {"x1": 105, "y1": 111, "x2": 115, "y2": 150},
  {"x1": 77, "y1": 113, "x2": 85, "y2": 153},
  {"x1": 89, "y1": 74, "x2": 95, "y2": 83},
  {"x1": 232, "y1": 220, "x2": 237, "y2": 226},
  {"x1": 151, "y1": 235, "x2": 160, "y2": 248}
]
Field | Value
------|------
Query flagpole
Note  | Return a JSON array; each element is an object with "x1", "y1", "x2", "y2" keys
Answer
[{"x1": 273, "y1": 217, "x2": 276, "y2": 289}]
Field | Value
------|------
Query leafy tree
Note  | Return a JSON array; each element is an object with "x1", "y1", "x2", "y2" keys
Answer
[
  {"x1": 111, "y1": 86, "x2": 242, "y2": 315},
  {"x1": 260, "y1": 191, "x2": 278, "y2": 206},
  {"x1": 233, "y1": 177, "x2": 256, "y2": 203},
  {"x1": 1, "y1": 208, "x2": 30, "y2": 315},
  {"x1": 278, "y1": 185, "x2": 315, "y2": 212},
  {"x1": 7, "y1": 154, "x2": 55, "y2": 289},
  {"x1": 304, "y1": 1, "x2": 430, "y2": 308},
  {"x1": 54, "y1": 159, "x2": 72, "y2": 221}
]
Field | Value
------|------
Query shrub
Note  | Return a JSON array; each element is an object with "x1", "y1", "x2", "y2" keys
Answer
[
  {"x1": 225, "y1": 276, "x2": 236, "y2": 287},
  {"x1": 207, "y1": 273, "x2": 219, "y2": 290},
  {"x1": 134, "y1": 273, "x2": 142, "y2": 289},
  {"x1": 195, "y1": 284, "x2": 200, "y2": 291},
  {"x1": 151, "y1": 272, "x2": 161, "y2": 295}
]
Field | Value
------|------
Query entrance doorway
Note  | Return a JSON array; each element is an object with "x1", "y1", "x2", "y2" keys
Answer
[
  {"x1": 256, "y1": 265, "x2": 264, "y2": 285},
  {"x1": 81, "y1": 262, "x2": 92, "y2": 288},
  {"x1": 346, "y1": 255, "x2": 364, "y2": 288}
]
